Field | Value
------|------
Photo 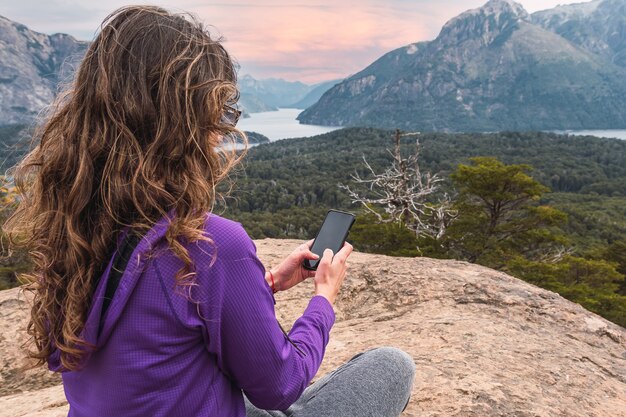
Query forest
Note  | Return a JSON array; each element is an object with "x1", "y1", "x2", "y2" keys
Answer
[
  {"x1": 221, "y1": 128, "x2": 626, "y2": 326},
  {"x1": 1, "y1": 127, "x2": 625, "y2": 326},
  {"x1": 223, "y1": 128, "x2": 625, "y2": 241}
]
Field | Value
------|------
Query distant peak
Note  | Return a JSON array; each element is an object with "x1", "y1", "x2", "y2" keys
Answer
[
  {"x1": 484, "y1": 0, "x2": 528, "y2": 15},
  {"x1": 464, "y1": 0, "x2": 529, "y2": 20},
  {"x1": 438, "y1": 0, "x2": 529, "y2": 44},
  {"x1": 448, "y1": 0, "x2": 529, "y2": 23}
]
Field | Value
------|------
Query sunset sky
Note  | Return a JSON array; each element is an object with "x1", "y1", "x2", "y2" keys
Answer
[{"x1": 2, "y1": 0, "x2": 585, "y2": 83}]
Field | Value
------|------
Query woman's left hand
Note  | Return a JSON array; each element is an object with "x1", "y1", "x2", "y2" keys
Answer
[{"x1": 266, "y1": 240, "x2": 319, "y2": 292}]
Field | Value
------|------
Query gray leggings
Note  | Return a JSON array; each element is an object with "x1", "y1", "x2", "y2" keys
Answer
[{"x1": 245, "y1": 347, "x2": 416, "y2": 417}]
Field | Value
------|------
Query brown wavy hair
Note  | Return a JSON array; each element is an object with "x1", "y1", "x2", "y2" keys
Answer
[{"x1": 2, "y1": 5, "x2": 245, "y2": 371}]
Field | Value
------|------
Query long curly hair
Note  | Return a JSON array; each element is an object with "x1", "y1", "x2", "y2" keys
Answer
[{"x1": 2, "y1": 5, "x2": 245, "y2": 371}]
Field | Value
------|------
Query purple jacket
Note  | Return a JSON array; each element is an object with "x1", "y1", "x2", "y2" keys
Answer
[{"x1": 49, "y1": 214, "x2": 335, "y2": 416}]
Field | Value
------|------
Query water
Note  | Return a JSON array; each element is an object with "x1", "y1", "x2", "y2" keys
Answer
[
  {"x1": 238, "y1": 108, "x2": 341, "y2": 141},
  {"x1": 6, "y1": 106, "x2": 622, "y2": 170},
  {"x1": 555, "y1": 130, "x2": 626, "y2": 140},
  {"x1": 236, "y1": 109, "x2": 626, "y2": 143}
]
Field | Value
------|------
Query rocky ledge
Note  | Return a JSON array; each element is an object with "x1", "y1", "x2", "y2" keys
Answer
[{"x1": 1, "y1": 239, "x2": 624, "y2": 416}]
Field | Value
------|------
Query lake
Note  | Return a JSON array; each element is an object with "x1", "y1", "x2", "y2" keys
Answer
[
  {"x1": 238, "y1": 108, "x2": 341, "y2": 141},
  {"x1": 237, "y1": 108, "x2": 626, "y2": 143},
  {"x1": 554, "y1": 130, "x2": 626, "y2": 140}
]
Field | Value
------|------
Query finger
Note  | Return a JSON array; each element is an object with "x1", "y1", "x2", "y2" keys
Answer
[
  {"x1": 304, "y1": 250, "x2": 320, "y2": 260},
  {"x1": 299, "y1": 240, "x2": 314, "y2": 251},
  {"x1": 292, "y1": 249, "x2": 319, "y2": 264},
  {"x1": 334, "y1": 242, "x2": 353, "y2": 263}
]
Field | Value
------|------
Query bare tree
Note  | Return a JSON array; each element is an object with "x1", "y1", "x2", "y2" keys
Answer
[{"x1": 340, "y1": 130, "x2": 456, "y2": 241}]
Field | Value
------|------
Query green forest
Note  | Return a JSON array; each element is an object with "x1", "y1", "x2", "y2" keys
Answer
[
  {"x1": 219, "y1": 128, "x2": 626, "y2": 327},
  {"x1": 1, "y1": 127, "x2": 625, "y2": 327}
]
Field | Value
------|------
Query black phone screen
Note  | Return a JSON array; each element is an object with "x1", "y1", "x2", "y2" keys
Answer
[{"x1": 304, "y1": 210, "x2": 355, "y2": 270}]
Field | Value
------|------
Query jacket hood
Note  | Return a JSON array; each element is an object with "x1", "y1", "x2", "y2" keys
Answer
[{"x1": 48, "y1": 215, "x2": 173, "y2": 372}]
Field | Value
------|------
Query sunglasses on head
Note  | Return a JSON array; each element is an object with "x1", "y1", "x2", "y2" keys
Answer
[{"x1": 222, "y1": 104, "x2": 241, "y2": 126}]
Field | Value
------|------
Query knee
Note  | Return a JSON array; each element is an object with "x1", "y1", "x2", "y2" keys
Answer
[
  {"x1": 365, "y1": 346, "x2": 416, "y2": 387},
  {"x1": 363, "y1": 347, "x2": 415, "y2": 415}
]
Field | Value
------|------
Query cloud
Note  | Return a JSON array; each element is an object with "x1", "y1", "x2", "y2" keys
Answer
[
  {"x1": 1, "y1": 0, "x2": 585, "y2": 83},
  {"x1": 193, "y1": 0, "x2": 435, "y2": 82}
]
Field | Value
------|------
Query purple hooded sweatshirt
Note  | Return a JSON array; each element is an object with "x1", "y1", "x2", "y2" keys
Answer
[{"x1": 49, "y1": 213, "x2": 335, "y2": 416}]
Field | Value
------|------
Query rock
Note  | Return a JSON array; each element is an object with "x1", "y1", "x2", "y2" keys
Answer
[{"x1": 1, "y1": 239, "x2": 625, "y2": 416}]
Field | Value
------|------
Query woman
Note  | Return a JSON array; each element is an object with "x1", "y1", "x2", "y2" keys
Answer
[{"x1": 4, "y1": 6, "x2": 415, "y2": 417}]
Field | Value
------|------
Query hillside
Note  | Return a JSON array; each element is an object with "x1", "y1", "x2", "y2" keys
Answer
[
  {"x1": 298, "y1": 0, "x2": 626, "y2": 131},
  {"x1": 239, "y1": 92, "x2": 278, "y2": 115},
  {"x1": 532, "y1": 0, "x2": 626, "y2": 67},
  {"x1": 288, "y1": 79, "x2": 342, "y2": 109},
  {"x1": 0, "y1": 124, "x2": 30, "y2": 171},
  {"x1": 0, "y1": 240, "x2": 624, "y2": 416}
]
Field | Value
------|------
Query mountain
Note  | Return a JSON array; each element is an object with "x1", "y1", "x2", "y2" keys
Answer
[
  {"x1": 238, "y1": 92, "x2": 277, "y2": 115},
  {"x1": 288, "y1": 79, "x2": 342, "y2": 109},
  {"x1": 2, "y1": 240, "x2": 625, "y2": 416},
  {"x1": 238, "y1": 74, "x2": 312, "y2": 108},
  {"x1": 532, "y1": 0, "x2": 626, "y2": 67},
  {"x1": 0, "y1": 15, "x2": 87, "y2": 125},
  {"x1": 0, "y1": 14, "x2": 316, "y2": 128},
  {"x1": 237, "y1": 75, "x2": 339, "y2": 113},
  {"x1": 298, "y1": 0, "x2": 626, "y2": 132},
  {"x1": 0, "y1": 124, "x2": 30, "y2": 170}
]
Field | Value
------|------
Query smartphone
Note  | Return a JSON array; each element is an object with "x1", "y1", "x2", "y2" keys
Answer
[{"x1": 303, "y1": 210, "x2": 355, "y2": 270}]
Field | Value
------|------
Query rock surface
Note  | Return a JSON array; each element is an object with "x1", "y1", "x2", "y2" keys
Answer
[{"x1": 1, "y1": 239, "x2": 625, "y2": 416}]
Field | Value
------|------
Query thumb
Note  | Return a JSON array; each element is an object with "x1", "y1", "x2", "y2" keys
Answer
[{"x1": 319, "y1": 248, "x2": 334, "y2": 266}]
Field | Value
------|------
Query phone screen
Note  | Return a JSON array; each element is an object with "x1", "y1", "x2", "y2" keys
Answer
[{"x1": 304, "y1": 210, "x2": 355, "y2": 270}]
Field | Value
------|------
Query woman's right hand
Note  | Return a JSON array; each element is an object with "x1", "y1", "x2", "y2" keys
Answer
[{"x1": 313, "y1": 242, "x2": 353, "y2": 305}]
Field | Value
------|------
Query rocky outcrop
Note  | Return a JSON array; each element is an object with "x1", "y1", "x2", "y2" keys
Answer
[
  {"x1": 0, "y1": 15, "x2": 87, "y2": 126},
  {"x1": 1, "y1": 239, "x2": 625, "y2": 416}
]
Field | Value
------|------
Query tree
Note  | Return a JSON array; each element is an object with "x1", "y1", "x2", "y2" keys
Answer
[
  {"x1": 340, "y1": 130, "x2": 455, "y2": 245},
  {"x1": 1, "y1": 176, "x2": 31, "y2": 289},
  {"x1": 508, "y1": 255, "x2": 626, "y2": 328},
  {"x1": 604, "y1": 240, "x2": 626, "y2": 295},
  {"x1": 447, "y1": 157, "x2": 568, "y2": 266},
  {"x1": 348, "y1": 212, "x2": 421, "y2": 257}
]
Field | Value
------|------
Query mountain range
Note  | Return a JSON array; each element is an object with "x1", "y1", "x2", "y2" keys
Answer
[
  {"x1": 298, "y1": 0, "x2": 626, "y2": 131},
  {"x1": 237, "y1": 75, "x2": 340, "y2": 113},
  {"x1": 2, "y1": 0, "x2": 626, "y2": 133},
  {"x1": 0, "y1": 15, "x2": 337, "y2": 127}
]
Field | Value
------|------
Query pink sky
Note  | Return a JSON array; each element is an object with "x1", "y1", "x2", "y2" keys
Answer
[{"x1": 3, "y1": 0, "x2": 585, "y2": 83}]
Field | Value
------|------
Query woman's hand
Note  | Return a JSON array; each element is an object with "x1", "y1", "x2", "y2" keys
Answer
[
  {"x1": 313, "y1": 242, "x2": 353, "y2": 305},
  {"x1": 266, "y1": 240, "x2": 319, "y2": 292}
]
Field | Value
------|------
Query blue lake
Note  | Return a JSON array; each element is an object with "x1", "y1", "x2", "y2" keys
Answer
[
  {"x1": 238, "y1": 108, "x2": 341, "y2": 141},
  {"x1": 237, "y1": 108, "x2": 626, "y2": 143}
]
